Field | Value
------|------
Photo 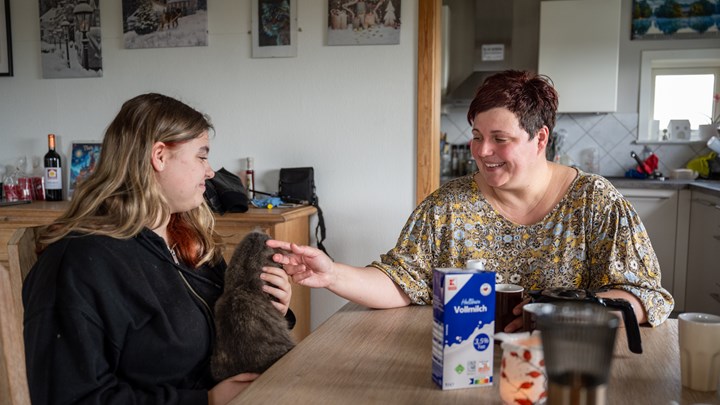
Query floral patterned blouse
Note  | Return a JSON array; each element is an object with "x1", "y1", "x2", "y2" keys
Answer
[{"x1": 369, "y1": 171, "x2": 674, "y2": 326}]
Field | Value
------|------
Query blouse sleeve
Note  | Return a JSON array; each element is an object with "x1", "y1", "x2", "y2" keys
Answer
[
  {"x1": 368, "y1": 198, "x2": 440, "y2": 305},
  {"x1": 587, "y1": 179, "x2": 675, "y2": 326}
]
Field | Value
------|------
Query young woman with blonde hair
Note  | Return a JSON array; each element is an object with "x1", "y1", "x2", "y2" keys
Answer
[{"x1": 23, "y1": 93, "x2": 293, "y2": 405}]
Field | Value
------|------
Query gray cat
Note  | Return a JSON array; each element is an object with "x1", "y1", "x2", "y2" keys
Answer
[{"x1": 211, "y1": 231, "x2": 295, "y2": 381}]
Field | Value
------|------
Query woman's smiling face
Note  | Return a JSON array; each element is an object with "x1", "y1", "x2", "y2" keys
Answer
[{"x1": 470, "y1": 107, "x2": 544, "y2": 189}]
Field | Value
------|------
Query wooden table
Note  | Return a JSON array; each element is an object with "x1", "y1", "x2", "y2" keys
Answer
[
  {"x1": 0, "y1": 201, "x2": 316, "y2": 342},
  {"x1": 232, "y1": 303, "x2": 720, "y2": 404}
]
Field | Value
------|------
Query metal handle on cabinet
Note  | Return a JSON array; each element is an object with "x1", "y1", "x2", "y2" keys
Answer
[
  {"x1": 692, "y1": 199, "x2": 720, "y2": 208},
  {"x1": 628, "y1": 197, "x2": 670, "y2": 201}
]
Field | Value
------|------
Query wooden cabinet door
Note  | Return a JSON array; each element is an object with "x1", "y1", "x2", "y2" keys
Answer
[
  {"x1": 620, "y1": 189, "x2": 678, "y2": 293},
  {"x1": 538, "y1": 0, "x2": 621, "y2": 112},
  {"x1": 686, "y1": 192, "x2": 720, "y2": 314}
]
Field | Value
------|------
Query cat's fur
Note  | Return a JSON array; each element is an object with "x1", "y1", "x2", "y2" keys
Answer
[{"x1": 211, "y1": 231, "x2": 295, "y2": 380}]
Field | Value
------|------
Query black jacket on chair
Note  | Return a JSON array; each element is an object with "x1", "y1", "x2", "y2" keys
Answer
[{"x1": 22, "y1": 228, "x2": 224, "y2": 405}]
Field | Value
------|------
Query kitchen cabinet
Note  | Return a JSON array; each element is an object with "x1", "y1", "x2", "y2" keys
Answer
[
  {"x1": 619, "y1": 188, "x2": 691, "y2": 312},
  {"x1": 538, "y1": 0, "x2": 621, "y2": 112},
  {"x1": 0, "y1": 201, "x2": 317, "y2": 342},
  {"x1": 685, "y1": 191, "x2": 720, "y2": 314}
]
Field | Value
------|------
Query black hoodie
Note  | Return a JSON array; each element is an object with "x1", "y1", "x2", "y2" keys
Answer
[{"x1": 23, "y1": 228, "x2": 225, "y2": 405}]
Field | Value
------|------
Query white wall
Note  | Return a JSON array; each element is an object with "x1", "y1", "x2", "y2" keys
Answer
[{"x1": 0, "y1": 0, "x2": 418, "y2": 330}]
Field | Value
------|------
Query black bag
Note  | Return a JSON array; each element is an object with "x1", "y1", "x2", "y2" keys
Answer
[
  {"x1": 278, "y1": 167, "x2": 330, "y2": 258},
  {"x1": 278, "y1": 167, "x2": 316, "y2": 205},
  {"x1": 204, "y1": 167, "x2": 249, "y2": 214}
]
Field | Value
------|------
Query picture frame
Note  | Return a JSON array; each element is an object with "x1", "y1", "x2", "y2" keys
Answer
[
  {"x1": 631, "y1": 0, "x2": 720, "y2": 40},
  {"x1": 69, "y1": 142, "x2": 101, "y2": 199},
  {"x1": 0, "y1": 0, "x2": 12, "y2": 76},
  {"x1": 40, "y1": 0, "x2": 103, "y2": 78},
  {"x1": 327, "y1": 0, "x2": 401, "y2": 46},
  {"x1": 251, "y1": 0, "x2": 297, "y2": 58},
  {"x1": 121, "y1": 0, "x2": 208, "y2": 49}
]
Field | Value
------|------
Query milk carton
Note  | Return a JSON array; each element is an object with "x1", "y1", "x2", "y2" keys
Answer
[{"x1": 432, "y1": 268, "x2": 495, "y2": 390}]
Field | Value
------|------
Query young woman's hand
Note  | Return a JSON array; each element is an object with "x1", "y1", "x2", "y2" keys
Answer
[
  {"x1": 208, "y1": 373, "x2": 259, "y2": 405},
  {"x1": 261, "y1": 265, "x2": 292, "y2": 315}
]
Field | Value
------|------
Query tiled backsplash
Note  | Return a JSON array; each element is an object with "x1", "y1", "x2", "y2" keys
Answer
[{"x1": 441, "y1": 106, "x2": 713, "y2": 177}]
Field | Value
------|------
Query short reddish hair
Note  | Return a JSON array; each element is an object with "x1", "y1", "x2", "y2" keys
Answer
[{"x1": 466, "y1": 70, "x2": 558, "y2": 139}]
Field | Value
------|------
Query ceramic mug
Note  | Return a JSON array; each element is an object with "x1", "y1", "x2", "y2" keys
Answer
[
  {"x1": 500, "y1": 333, "x2": 547, "y2": 405},
  {"x1": 678, "y1": 312, "x2": 720, "y2": 392},
  {"x1": 707, "y1": 136, "x2": 720, "y2": 154},
  {"x1": 495, "y1": 284, "x2": 524, "y2": 333}
]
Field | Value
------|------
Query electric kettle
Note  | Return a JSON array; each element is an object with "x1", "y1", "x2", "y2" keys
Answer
[{"x1": 528, "y1": 288, "x2": 643, "y2": 354}]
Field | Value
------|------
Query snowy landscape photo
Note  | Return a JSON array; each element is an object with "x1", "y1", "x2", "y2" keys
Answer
[
  {"x1": 122, "y1": 0, "x2": 208, "y2": 49},
  {"x1": 328, "y1": 0, "x2": 400, "y2": 46},
  {"x1": 40, "y1": 0, "x2": 102, "y2": 79},
  {"x1": 632, "y1": 0, "x2": 720, "y2": 40}
]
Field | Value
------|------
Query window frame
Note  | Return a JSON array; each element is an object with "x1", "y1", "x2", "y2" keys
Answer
[
  {"x1": 651, "y1": 67, "x2": 719, "y2": 135},
  {"x1": 638, "y1": 49, "x2": 720, "y2": 142}
]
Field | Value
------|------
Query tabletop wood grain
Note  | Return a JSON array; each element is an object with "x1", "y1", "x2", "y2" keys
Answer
[{"x1": 231, "y1": 303, "x2": 720, "y2": 404}]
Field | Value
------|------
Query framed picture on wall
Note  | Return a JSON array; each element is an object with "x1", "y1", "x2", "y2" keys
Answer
[
  {"x1": 251, "y1": 0, "x2": 297, "y2": 58},
  {"x1": 0, "y1": 0, "x2": 12, "y2": 76},
  {"x1": 631, "y1": 0, "x2": 720, "y2": 40},
  {"x1": 327, "y1": 0, "x2": 401, "y2": 46},
  {"x1": 121, "y1": 0, "x2": 209, "y2": 49},
  {"x1": 39, "y1": 0, "x2": 103, "y2": 78},
  {"x1": 69, "y1": 142, "x2": 101, "y2": 199}
]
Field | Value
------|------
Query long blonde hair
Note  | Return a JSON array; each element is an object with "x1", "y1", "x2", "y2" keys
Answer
[{"x1": 41, "y1": 93, "x2": 222, "y2": 267}]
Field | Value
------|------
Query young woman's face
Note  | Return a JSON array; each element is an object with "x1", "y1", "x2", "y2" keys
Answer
[
  {"x1": 155, "y1": 131, "x2": 215, "y2": 213},
  {"x1": 470, "y1": 107, "x2": 544, "y2": 189}
]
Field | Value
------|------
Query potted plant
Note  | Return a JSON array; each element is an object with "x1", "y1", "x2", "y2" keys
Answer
[{"x1": 698, "y1": 93, "x2": 720, "y2": 141}]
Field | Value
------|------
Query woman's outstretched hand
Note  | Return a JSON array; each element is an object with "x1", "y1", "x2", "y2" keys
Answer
[
  {"x1": 267, "y1": 239, "x2": 411, "y2": 309},
  {"x1": 266, "y1": 239, "x2": 336, "y2": 289}
]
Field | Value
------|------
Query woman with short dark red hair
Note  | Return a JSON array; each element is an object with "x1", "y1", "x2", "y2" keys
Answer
[{"x1": 269, "y1": 70, "x2": 674, "y2": 330}]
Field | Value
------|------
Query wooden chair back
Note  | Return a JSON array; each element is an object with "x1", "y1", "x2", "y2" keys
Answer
[
  {"x1": 7, "y1": 226, "x2": 43, "y2": 327},
  {"x1": 1, "y1": 226, "x2": 43, "y2": 405},
  {"x1": 0, "y1": 264, "x2": 31, "y2": 405}
]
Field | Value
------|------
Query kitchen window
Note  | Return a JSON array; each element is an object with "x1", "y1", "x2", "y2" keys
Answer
[
  {"x1": 652, "y1": 69, "x2": 717, "y2": 136},
  {"x1": 637, "y1": 48, "x2": 720, "y2": 143}
]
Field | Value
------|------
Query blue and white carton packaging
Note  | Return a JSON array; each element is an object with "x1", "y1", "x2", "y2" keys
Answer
[{"x1": 432, "y1": 267, "x2": 495, "y2": 390}]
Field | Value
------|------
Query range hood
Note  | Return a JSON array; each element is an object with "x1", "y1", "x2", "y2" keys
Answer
[
  {"x1": 442, "y1": 0, "x2": 539, "y2": 106},
  {"x1": 444, "y1": 71, "x2": 505, "y2": 106}
]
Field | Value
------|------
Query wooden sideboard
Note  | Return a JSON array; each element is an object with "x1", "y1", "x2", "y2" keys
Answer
[{"x1": 0, "y1": 201, "x2": 316, "y2": 342}]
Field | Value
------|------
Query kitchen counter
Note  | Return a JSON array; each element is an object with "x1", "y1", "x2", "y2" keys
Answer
[
  {"x1": 606, "y1": 177, "x2": 720, "y2": 197},
  {"x1": 608, "y1": 176, "x2": 720, "y2": 315}
]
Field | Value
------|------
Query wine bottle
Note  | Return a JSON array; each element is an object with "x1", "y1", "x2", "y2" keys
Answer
[{"x1": 44, "y1": 134, "x2": 63, "y2": 201}]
